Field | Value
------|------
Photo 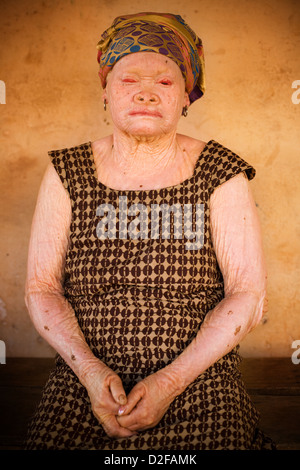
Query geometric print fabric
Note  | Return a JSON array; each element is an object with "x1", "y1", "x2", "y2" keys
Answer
[{"x1": 25, "y1": 140, "x2": 275, "y2": 450}]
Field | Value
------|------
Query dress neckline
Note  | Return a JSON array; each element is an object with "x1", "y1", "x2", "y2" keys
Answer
[{"x1": 87, "y1": 139, "x2": 213, "y2": 194}]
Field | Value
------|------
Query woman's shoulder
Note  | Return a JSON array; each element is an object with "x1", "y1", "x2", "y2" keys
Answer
[
  {"x1": 177, "y1": 134, "x2": 207, "y2": 156},
  {"x1": 178, "y1": 135, "x2": 256, "y2": 188},
  {"x1": 177, "y1": 135, "x2": 241, "y2": 158},
  {"x1": 90, "y1": 135, "x2": 112, "y2": 155}
]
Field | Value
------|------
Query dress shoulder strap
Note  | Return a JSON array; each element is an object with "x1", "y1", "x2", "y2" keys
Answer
[
  {"x1": 197, "y1": 140, "x2": 256, "y2": 196},
  {"x1": 48, "y1": 141, "x2": 96, "y2": 195}
]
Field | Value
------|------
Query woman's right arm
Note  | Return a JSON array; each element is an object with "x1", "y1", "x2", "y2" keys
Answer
[{"x1": 25, "y1": 162, "x2": 133, "y2": 438}]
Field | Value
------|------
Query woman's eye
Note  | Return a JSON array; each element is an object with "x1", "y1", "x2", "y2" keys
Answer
[
  {"x1": 159, "y1": 80, "x2": 172, "y2": 86},
  {"x1": 122, "y1": 78, "x2": 136, "y2": 83}
]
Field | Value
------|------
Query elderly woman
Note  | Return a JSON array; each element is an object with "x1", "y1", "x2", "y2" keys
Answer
[{"x1": 24, "y1": 12, "x2": 275, "y2": 450}]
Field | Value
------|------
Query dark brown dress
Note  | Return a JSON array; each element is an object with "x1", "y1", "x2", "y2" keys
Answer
[{"x1": 25, "y1": 140, "x2": 275, "y2": 450}]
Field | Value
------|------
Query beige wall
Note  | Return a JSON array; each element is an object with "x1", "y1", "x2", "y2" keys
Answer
[{"x1": 0, "y1": 0, "x2": 299, "y2": 358}]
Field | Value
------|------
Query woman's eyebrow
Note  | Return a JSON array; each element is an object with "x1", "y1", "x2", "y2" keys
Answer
[{"x1": 120, "y1": 66, "x2": 174, "y2": 76}]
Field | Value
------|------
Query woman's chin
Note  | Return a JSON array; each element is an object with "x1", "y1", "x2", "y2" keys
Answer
[{"x1": 122, "y1": 124, "x2": 172, "y2": 139}]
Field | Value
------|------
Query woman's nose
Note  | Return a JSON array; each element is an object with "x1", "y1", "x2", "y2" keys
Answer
[{"x1": 134, "y1": 91, "x2": 159, "y2": 104}]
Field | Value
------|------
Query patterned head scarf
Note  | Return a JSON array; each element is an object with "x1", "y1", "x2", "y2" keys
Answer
[{"x1": 96, "y1": 12, "x2": 205, "y2": 104}]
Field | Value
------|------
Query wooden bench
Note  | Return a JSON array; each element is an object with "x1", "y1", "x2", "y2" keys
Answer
[{"x1": 0, "y1": 357, "x2": 299, "y2": 450}]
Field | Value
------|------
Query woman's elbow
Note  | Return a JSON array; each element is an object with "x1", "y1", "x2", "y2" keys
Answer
[
  {"x1": 248, "y1": 288, "x2": 268, "y2": 331},
  {"x1": 24, "y1": 277, "x2": 64, "y2": 317}
]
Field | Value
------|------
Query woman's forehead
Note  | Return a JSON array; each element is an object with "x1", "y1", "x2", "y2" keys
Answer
[{"x1": 111, "y1": 52, "x2": 181, "y2": 75}]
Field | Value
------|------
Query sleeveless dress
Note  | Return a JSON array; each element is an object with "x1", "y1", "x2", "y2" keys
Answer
[{"x1": 25, "y1": 140, "x2": 275, "y2": 450}]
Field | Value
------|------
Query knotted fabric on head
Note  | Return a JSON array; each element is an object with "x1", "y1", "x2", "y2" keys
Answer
[{"x1": 96, "y1": 12, "x2": 205, "y2": 104}]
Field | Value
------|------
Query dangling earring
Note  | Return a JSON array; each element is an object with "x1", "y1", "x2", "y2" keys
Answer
[
  {"x1": 182, "y1": 105, "x2": 188, "y2": 117},
  {"x1": 104, "y1": 99, "x2": 107, "y2": 111}
]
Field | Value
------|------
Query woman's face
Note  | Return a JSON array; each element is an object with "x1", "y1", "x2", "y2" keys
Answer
[{"x1": 103, "y1": 52, "x2": 190, "y2": 138}]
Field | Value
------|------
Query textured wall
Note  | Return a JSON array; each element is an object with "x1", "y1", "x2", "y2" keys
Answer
[{"x1": 0, "y1": 0, "x2": 299, "y2": 358}]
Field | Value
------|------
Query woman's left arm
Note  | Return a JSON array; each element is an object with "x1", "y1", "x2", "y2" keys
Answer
[
  {"x1": 166, "y1": 172, "x2": 267, "y2": 386},
  {"x1": 117, "y1": 172, "x2": 267, "y2": 431}
]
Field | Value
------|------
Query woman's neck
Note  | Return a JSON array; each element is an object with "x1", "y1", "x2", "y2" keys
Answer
[
  {"x1": 110, "y1": 129, "x2": 181, "y2": 177},
  {"x1": 92, "y1": 130, "x2": 203, "y2": 191}
]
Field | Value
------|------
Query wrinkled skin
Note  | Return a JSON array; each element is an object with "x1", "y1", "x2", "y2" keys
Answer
[{"x1": 25, "y1": 52, "x2": 267, "y2": 438}]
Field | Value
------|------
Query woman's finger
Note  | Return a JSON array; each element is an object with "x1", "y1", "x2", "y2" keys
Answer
[
  {"x1": 118, "y1": 382, "x2": 145, "y2": 416},
  {"x1": 100, "y1": 414, "x2": 137, "y2": 438},
  {"x1": 109, "y1": 375, "x2": 128, "y2": 406},
  {"x1": 117, "y1": 407, "x2": 144, "y2": 431}
]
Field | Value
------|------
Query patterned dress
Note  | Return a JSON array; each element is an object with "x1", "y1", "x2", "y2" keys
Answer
[{"x1": 25, "y1": 140, "x2": 275, "y2": 450}]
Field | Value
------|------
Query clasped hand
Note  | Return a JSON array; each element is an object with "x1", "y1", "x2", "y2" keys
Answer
[{"x1": 84, "y1": 363, "x2": 179, "y2": 438}]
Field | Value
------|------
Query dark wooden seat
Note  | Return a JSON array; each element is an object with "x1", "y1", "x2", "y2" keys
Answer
[{"x1": 0, "y1": 357, "x2": 299, "y2": 450}]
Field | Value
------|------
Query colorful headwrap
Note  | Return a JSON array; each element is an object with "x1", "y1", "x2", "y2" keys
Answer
[{"x1": 96, "y1": 12, "x2": 205, "y2": 104}]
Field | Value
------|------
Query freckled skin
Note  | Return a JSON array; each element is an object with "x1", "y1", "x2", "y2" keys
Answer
[
  {"x1": 94, "y1": 53, "x2": 206, "y2": 192},
  {"x1": 25, "y1": 52, "x2": 267, "y2": 438},
  {"x1": 103, "y1": 53, "x2": 188, "y2": 138},
  {"x1": 234, "y1": 326, "x2": 241, "y2": 335}
]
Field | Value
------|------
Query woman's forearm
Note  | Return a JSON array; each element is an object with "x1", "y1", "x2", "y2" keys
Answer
[
  {"x1": 25, "y1": 290, "x2": 105, "y2": 388},
  {"x1": 160, "y1": 289, "x2": 265, "y2": 398},
  {"x1": 159, "y1": 174, "x2": 268, "y2": 398}
]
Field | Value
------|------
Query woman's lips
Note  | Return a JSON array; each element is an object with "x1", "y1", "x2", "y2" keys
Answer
[{"x1": 129, "y1": 110, "x2": 162, "y2": 117}]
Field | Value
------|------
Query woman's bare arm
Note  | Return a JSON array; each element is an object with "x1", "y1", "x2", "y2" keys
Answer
[
  {"x1": 25, "y1": 163, "x2": 133, "y2": 437},
  {"x1": 165, "y1": 172, "x2": 267, "y2": 390},
  {"x1": 118, "y1": 172, "x2": 267, "y2": 430},
  {"x1": 25, "y1": 163, "x2": 99, "y2": 380}
]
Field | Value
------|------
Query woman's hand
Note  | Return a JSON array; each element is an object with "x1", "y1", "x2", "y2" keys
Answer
[
  {"x1": 81, "y1": 362, "x2": 136, "y2": 438},
  {"x1": 116, "y1": 369, "x2": 181, "y2": 432}
]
